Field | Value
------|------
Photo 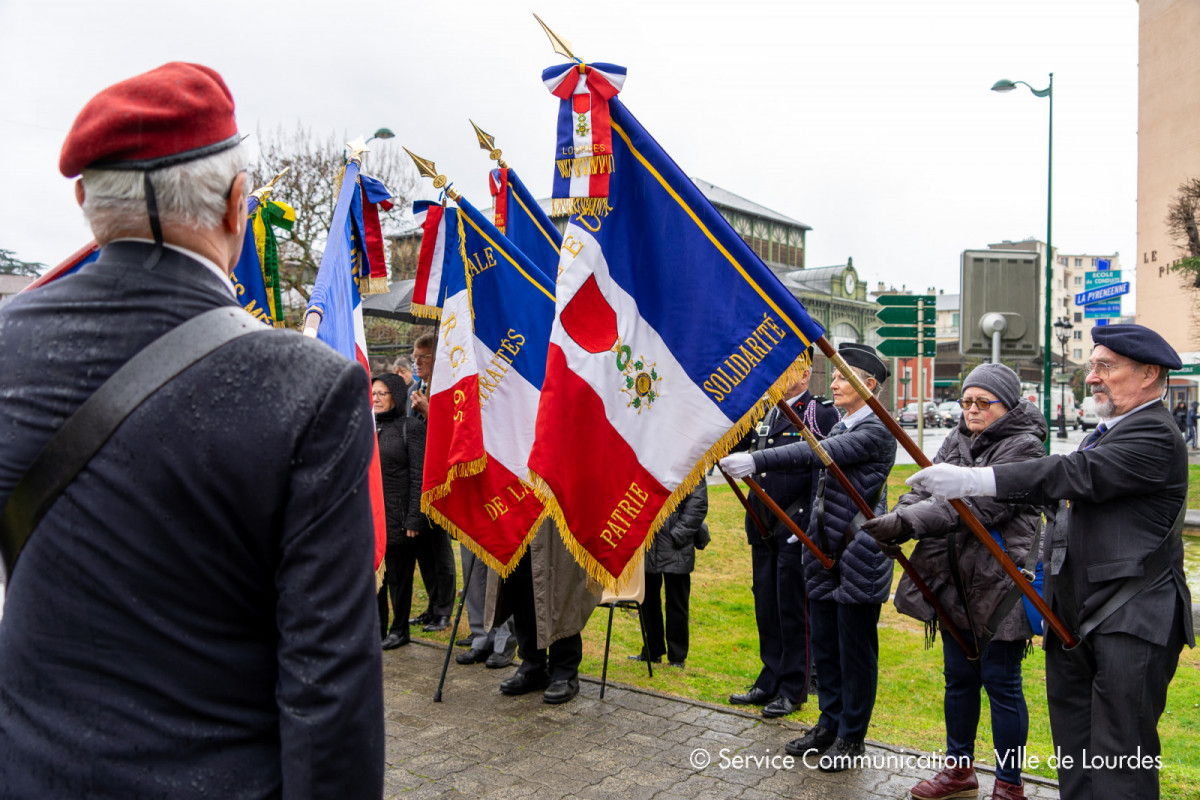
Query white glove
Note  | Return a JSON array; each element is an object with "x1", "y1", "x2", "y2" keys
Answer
[
  {"x1": 905, "y1": 463, "x2": 996, "y2": 499},
  {"x1": 719, "y1": 452, "x2": 756, "y2": 479}
]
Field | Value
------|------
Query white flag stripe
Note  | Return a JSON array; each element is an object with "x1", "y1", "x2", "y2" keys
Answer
[
  {"x1": 551, "y1": 223, "x2": 734, "y2": 489},
  {"x1": 476, "y1": 338, "x2": 541, "y2": 480}
]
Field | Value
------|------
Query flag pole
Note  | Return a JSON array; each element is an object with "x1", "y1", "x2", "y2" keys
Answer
[
  {"x1": 718, "y1": 468, "x2": 778, "y2": 555},
  {"x1": 741, "y1": 477, "x2": 834, "y2": 570},
  {"x1": 775, "y1": 399, "x2": 979, "y2": 659},
  {"x1": 817, "y1": 336, "x2": 1077, "y2": 648}
]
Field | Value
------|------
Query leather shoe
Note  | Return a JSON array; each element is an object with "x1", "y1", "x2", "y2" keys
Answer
[
  {"x1": 628, "y1": 653, "x2": 661, "y2": 663},
  {"x1": 817, "y1": 738, "x2": 865, "y2": 773},
  {"x1": 729, "y1": 686, "x2": 773, "y2": 706},
  {"x1": 485, "y1": 650, "x2": 515, "y2": 669},
  {"x1": 990, "y1": 778, "x2": 1024, "y2": 800},
  {"x1": 381, "y1": 632, "x2": 409, "y2": 650},
  {"x1": 422, "y1": 615, "x2": 451, "y2": 632},
  {"x1": 910, "y1": 764, "x2": 978, "y2": 799},
  {"x1": 455, "y1": 647, "x2": 489, "y2": 665},
  {"x1": 542, "y1": 678, "x2": 579, "y2": 704},
  {"x1": 784, "y1": 724, "x2": 836, "y2": 757},
  {"x1": 455, "y1": 635, "x2": 474, "y2": 648},
  {"x1": 500, "y1": 670, "x2": 551, "y2": 695},
  {"x1": 761, "y1": 695, "x2": 798, "y2": 718},
  {"x1": 408, "y1": 611, "x2": 431, "y2": 626}
]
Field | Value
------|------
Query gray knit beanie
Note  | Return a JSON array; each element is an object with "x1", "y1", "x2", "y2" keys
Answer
[{"x1": 962, "y1": 363, "x2": 1021, "y2": 410}]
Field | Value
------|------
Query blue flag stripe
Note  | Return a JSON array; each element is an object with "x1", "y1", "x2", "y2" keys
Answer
[{"x1": 459, "y1": 206, "x2": 555, "y2": 300}]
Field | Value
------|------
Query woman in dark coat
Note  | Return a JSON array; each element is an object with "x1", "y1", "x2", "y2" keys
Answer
[
  {"x1": 862, "y1": 363, "x2": 1048, "y2": 800},
  {"x1": 632, "y1": 483, "x2": 709, "y2": 667},
  {"x1": 372, "y1": 373, "x2": 428, "y2": 649}
]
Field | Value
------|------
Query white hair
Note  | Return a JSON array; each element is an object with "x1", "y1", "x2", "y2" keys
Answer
[
  {"x1": 79, "y1": 141, "x2": 250, "y2": 240},
  {"x1": 850, "y1": 365, "x2": 885, "y2": 397}
]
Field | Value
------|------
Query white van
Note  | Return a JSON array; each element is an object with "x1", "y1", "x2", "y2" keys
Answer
[{"x1": 1078, "y1": 396, "x2": 1100, "y2": 431}]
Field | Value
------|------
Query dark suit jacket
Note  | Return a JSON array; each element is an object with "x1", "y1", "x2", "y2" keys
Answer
[
  {"x1": 992, "y1": 401, "x2": 1194, "y2": 648},
  {"x1": 0, "y1": 242, "x2": 384, "y2": 798}
]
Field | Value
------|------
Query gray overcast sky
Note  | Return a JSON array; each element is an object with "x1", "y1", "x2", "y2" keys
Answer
[{"x1": 0, "y1": 0, "x2": 1137, "y2": 299}]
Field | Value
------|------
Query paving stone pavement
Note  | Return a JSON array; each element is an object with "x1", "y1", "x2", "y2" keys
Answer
[{"x1": 382, "y1": 640, "x2": 1060, "y2": 800}]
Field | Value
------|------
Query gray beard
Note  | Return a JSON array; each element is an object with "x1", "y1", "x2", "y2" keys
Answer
[{"x1": 1094, "y1": 392, "x2": 1115, "y2": 418}]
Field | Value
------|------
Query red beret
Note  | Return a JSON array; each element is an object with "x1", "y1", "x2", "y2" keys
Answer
[{"x1": 60, "y1": 62, "x2": 239, "y2": 178}]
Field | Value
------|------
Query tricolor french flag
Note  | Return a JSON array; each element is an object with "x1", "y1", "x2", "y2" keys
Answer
[
  {"x1": 410, "y1": 200, "x2": 453, "y2": 319},
  {"x1": 421, "y1": 197, "x2": 554, "y2": 575},
  {"x1": 528, "y1": 89, "x2": 826, "y2": 590},
  {"x1": 489, "y1": 166, "x2": 561, "y2": 280}
]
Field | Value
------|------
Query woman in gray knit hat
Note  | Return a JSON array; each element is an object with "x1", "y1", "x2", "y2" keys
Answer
[{"x1": 860, "y1": 363, "x2": 1048, "y2": 800}]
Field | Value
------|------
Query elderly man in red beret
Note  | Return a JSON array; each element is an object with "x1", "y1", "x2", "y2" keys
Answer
[
  {"x1": 0, "y1": 63, "x2": 384, "y2": 798},
  {"x1": 908, "y1": 323, "x2": 1194, "y2": 800}
]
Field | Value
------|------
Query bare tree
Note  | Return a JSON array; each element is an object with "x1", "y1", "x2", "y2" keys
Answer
[
  {"x1": 1165, "y1": 177, "x2": 1200, "y2": 288},
  {"x1": 250, "y1": 125, "x2": 419, "y2": 306}
]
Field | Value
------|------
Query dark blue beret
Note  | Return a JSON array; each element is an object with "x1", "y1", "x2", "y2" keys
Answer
[
  {"x1": 1091, "y1": 324, "x2": 1182, "y2": 370},
  {"x1": 838, "y1": 342, "x2": 890, "y2": 382}
]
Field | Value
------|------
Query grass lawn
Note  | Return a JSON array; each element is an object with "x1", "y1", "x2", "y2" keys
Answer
[{"x1": 418, "y1": 469, "x2": 1200, "y2": 799}]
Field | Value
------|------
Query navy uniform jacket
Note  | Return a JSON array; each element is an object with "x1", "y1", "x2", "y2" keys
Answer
[
  {"x1": 993, "y1": 402, "x2": 1194, "y2": 648},
  {"x1": 742, "y1": 391, "x2": 840, "y2": 547},
  {"x1": 0, "y1": 243, "x2": 384, "y2": 799}
]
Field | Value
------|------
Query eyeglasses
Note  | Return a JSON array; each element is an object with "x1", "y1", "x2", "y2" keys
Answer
[
  {"x1": 371, "y1": 390, "x2": 391, "y2": 398},
  {"x1": 1084, "y1": 360, "x2": 1126, "y2": 378},
  {"x1": 412, "y1": 353, "x2": 433, "y2": 363},
  {"x1": 958, "y1": 397, "x2": 1000, "y2": 410}
]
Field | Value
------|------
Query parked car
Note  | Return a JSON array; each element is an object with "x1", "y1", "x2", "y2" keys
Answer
[
  {"x1": 897, "y1": 402, "x2": 940, "y2": 428},
  {"x1": 1078, "y1": 396, "x2": 1100, "y2": 431},
  {"x1": 937, "y1": 400, "x2": 964, "y2": 428}
]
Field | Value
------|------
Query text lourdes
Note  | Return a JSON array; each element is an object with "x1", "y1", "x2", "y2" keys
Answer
[
  {"x1": 599, "y1": 482, "x2": 649, "y2": 548},
  {"x1": 702, "y1": 313, "x2": 788, "y2": 402},
  {"x1": 478, "y1": 329, "x2": 525, "y2": 403}
]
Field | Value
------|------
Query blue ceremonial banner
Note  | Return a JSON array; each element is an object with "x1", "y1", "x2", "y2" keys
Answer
[
  {"x1": 490, "y1": 166, "x2": 561, "y2": 278},
  {"x1": 528, "y1": 80, "x2": 826, "y2": 588},
  {"x1": 307, "y1": 161, "x2": 369, "y2": 363}
]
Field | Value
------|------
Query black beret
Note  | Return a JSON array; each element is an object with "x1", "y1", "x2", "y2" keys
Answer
[
  {"x1": 838, "y1": 342, "x2": 889, "y2": 383},
  {"x1": 1091, "y1": 324, "x2": 1182, "y2": 370}
]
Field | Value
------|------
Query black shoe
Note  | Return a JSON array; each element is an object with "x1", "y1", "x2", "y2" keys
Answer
[
  {"x1": 408, "y1": 611, "x2": 432, "y2": 626},
  {"x1": 785, "y1": 725, "x2": 837, "y2": 757},
  {"x1": 667, "y1": 661, "x2": 685, "y2": 668},
  {"x1": 500, "y1": 670, "x2": 551, "y2": 695},
  {"x1": 762, "y1": 695, "x2": 798, "y2": 718},
  {"x1": 381, "y1": 632, "x2": 409, "y2": 650},
  {"x1": 817, "y1": 738, "x2": 865, "y2": 773},
  {"x1": 729, "y1": 686, "x2": 773, "y2": 706},
  {"x1": 486, "y1": 650, "x2": 515, "y2": 669},
  {"x1": 422, "y1": 615, "x2": 451, "y2": 632},
  {"x1": 628, "y1": 653, "x2": 662, "y2": 663},
  {"x1": 542, "y1": 678, "x2": 579, "y2": 704},
  {"x1": 455, "y1": 636, "x2": 475, "y2": 648},
  {"x1": 455, "y1": 648, "x2": 489, "y2": 665}
]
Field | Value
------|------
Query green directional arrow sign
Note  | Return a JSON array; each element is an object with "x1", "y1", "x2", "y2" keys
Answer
[
  {"x1": 876, "y1": 325, "x2": 936, "y2": 339},
  {"x1": 877, "y1": 306, "x2": 936, "y2": 325},
  {"x1": 877, "y1": 340, "x2": 937, "y2": 358},
  {"x1": 876, "y1": 294, "x2": 936, "y2": 306}
]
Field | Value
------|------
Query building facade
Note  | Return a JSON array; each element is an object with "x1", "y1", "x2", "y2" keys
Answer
[{"x1": 1136, "y1": 0, "x2": 1200, "y2": 353}]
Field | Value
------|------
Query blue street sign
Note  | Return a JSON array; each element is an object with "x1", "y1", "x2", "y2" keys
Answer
[
  {"x1": 1075, "y1": 281, "x2": 1130, "y2": 306},
  {"x1": 1097, "y1": 258, "x2": 1111, "y2": 270},
  {"x1": 1085, "y1": 301, "x2": 1121, "y2": 318}
]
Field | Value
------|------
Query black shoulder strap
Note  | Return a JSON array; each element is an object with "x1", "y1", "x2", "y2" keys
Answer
[{"x1": 0, "y1": 307, "x2": 265, "y2": 573}]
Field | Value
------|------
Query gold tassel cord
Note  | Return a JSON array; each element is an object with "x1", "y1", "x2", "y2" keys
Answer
[
  {"x1": 555, "y1": 154, "x2": 616, "y2": 179},
  {"x1": 551, "y1": 197, "x2": 612, "y2": 218},
  {"x1": 409, "y1": 303, "x2": 443, "y2": 321}
]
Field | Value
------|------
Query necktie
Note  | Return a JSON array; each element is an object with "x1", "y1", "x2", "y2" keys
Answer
[{"x1": 1082, "y1": 422, "x2": 1108, "y2": 450}]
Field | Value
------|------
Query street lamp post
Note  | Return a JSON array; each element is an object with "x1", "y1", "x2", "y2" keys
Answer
[
  {"x1": 1053, "y1": 317, "x2": 1073, "y2": 439},
  {"x1": 993, "y1": 73, "x2": 1053, "y2": 452}
]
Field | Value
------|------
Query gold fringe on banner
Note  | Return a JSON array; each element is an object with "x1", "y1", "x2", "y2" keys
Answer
[
  {"x1": 422, "y1": 501, "x2": 533, "y2": 580},
  {"x1": 420, "y1": 456, "x2": 488, "y2": 508},
  {"x1": 526, "y1": 353, "x2": 812, "y2": 594},
  {"x1": 555, "y1": 154, "x2": 615, "y2": 179},
  {"x1": 551, "y1": 197, "x2": 612, "y2": 218},
  {"x1": 409, "y1": 302, "x2": 443, "y2": 320},
  {"x1": 364, "y1": 276, "x2": 389, "y2": 296}
]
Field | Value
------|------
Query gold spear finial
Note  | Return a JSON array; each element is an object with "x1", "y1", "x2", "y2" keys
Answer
[
  {"x1": 469, "y1": 120, "x2": 507, "y2": 168},
  {"x1": 533, "y1": 13, "x2": 577, "y2": 62},
  {"x1": 251, "y1": 167, "x2": 290, "y2": 203},
  {"x1": 403, "y1": 147, "x2": 460, "y2": 200}
]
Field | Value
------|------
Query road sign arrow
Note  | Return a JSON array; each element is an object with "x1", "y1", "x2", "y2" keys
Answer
[
  {"x1": 876, "y1": 294, "x2": 936, "y2": 306},
  {"x1": 877, "y1": 340, "x2": 937, "y2": 358},
  {"x1": 877, "y1": 306, "x2": 936, "y2": 325},
  {"x1": 876, "y1": 325, "x2": 937, "y2": 338}
]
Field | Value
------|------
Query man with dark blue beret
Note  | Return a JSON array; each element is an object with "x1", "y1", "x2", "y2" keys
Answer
[{"x1": 909, "y1": 323, "x2": 1194, "y2": 800}]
